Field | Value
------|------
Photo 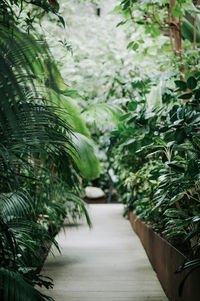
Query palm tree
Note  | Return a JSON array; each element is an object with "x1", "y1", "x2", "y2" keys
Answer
[{"x1": 0, "y1": 3, "x2": 94, "y2": 299}]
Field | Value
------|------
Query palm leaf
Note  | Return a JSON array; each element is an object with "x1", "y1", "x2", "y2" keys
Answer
[
  {"x1": 71, "y1": 133, "x2": 100, "y2": 180},
  {"x1": 0, "y1": 268, "x2": 53, "y2": 301},
  {"x1": 82, "y1": 103, "x2": 123, "y2": 126},
  {"x1": 0, "y1": 191, "x2": 34, "y2": 221},
  {"x1": 49, "y1": 89, "x2": 90, "y2": 137},
  {"x1": 64, "y1": 192, "x2": 92, "y2": 227}
]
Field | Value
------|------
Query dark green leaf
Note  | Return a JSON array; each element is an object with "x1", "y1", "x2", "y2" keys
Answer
[
  {"x1": 174, "y1": 128, "x2": 187, "y2": 143},
  {"x1": 195, "y1": 89, "x2": 200, "y2": 100},
  {"x1": 168, "y1": 163, "x2": 185, "y2": 173},
  {"x1": 58, "y1": 15, "x2": 65, "y2": 28},
  {"x1": 178, "y1": 93, "x2": 192, "y2": 100},
  {"x1": 175, "y1": 80, "x2": 187, "y2": 91},
  {"x1": 187, "y1": 76, "x2": 197, "y2": 90}
]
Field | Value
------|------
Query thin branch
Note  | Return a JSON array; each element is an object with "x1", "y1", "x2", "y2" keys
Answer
[{"x1": 151, "y1": 0, "x2": 163, "y2": 27}]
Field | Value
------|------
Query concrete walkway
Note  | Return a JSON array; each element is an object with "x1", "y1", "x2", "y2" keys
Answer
[{"x1": 40, "y1": 204, "x2": 168, "y2": 301}]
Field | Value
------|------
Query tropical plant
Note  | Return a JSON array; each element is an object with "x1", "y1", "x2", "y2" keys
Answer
[{"x1": 0, "y1": 1, "x2": 98, "y2": 300}]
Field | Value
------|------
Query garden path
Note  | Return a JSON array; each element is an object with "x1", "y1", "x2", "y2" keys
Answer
[{"x1": 40, "y1": 204, "x2": 168, "y2": 301}]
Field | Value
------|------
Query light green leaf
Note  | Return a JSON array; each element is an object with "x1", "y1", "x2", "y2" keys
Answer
[{"x1": 72, "y1": 133, "x2": 100, "y2": 180}]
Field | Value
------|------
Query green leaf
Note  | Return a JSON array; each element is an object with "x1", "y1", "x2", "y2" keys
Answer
[
  {"x1": 0, "y1": 268, "x2": 51, "y2": 301},
  {"x1": 82, "y1": 103, "x2": 122, "y2": 126},
  {"x1": 174, "y1": 80, "x2": 187, "y2": 91},
  {"x1": 154, "y1": 137, "x2": 167, "y2": 147},
  {"x1": 119, "y1": 113, "x2": 131, "y2": 121},
  {"x1": 164, "y1": 209, "x2": 186, "y2": 217},
  {"x1": 193, "y1": 137, "x2": 200, "y2": 147},
  {"x1": 178, "y1": 93, "x2": 192, "y2": 100},
  {"x1": 187, "y1": 77, "x2": 197, "y2": 90},
  {"x1": 128, "y1": 102, "x2": 137, "y2": 111},
  {"x1": 174, "y1": 128, "x2": 187, "y2": 143},
  {"x1": 110, "y1": 130, "x2": 121, "y2": 136},
  {"x1": 170, "y1": 193, "x2": 184, "y2": 204},
  {"x1": 132, "y1": 43, "x2": 139, "y2": 50},
  {"x1": 182, "y1": 18, "x2": 200, "y2": 43},
  {"x1": 127, "y1": 41, "x2": 139, "y2": 50},
  {"x1": 127, "y1": 41, "x2": 134, "y2": 49},
  {"x1": 58, "y1": 15, "x2": 65, "y2": 28},
  {"x1": 172, "y1": 4, "x2": 182, "y2": 18},
  {"x1": 116, "y1": 20, "x2": 127, "y2": 27},
  {"x1": 71, "y1": 133, "x2": 100, "y2": 180},
  {"x1": 168, "y1": 162, "x2": 185, "y2": 173},
  {"x1": 50, "y1": 90, "x2": 90, "y2": 137},
  {"x1": 62, "y1": 89, "x2": 81, "y2": 98},
  {"x1": 195, "y1": 89, "x2": 200, "y2": 100}
]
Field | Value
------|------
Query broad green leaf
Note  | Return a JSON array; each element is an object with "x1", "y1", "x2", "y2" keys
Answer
[
  {"x1": 174, "y1": 128, "x2": 187, "y2": 143},
  {"x1": 71, "y1": 133, "x2": 100, "y2": 180},
  {"x1": 174, "y1": 80, "x2": 187, "y2": 91},
  {"x1": 182, "y1": 18, "x2": 200, "y2": 43},
  {"x1": 82, "y1": 103, "x2": 122, "y2": 126},
  {"x1": 128, "y1": 102, "x2": 137, "y2": 111},
  {"x1": 50, "y1": 90, "x2": 90, "y2": 138},
  {"x1": 146, "y1": 83, "x2": 162, "y2": 108},
  {"x1": 62, "y1": 89, "x2": 81, "y2": 99},
  {"x1": 187, "y1": 77, "x2": 197, "y2": 90}
]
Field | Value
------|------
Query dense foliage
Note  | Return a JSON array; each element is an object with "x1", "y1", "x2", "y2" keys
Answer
[
  {"x1": 2, "y1": 0, "x2": 200, "y2": 299},
  {"x1": 109, "y1": 0, "x2": 200, "y2": 294},
  {"x1": 0, "y1": 1, "x2": 98, "y2": 300}
]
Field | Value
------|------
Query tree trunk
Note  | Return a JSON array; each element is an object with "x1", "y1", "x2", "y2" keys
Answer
[{"x1": 169, "y1": 0, "x2": 182, "y2": 56}]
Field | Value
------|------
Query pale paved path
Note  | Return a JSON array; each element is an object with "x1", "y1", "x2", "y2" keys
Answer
[{"x1": 40, "y1": 204, "x2": 168, "y2": 301}]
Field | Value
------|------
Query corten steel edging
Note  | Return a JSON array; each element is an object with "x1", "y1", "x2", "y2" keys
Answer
[{"x1": 128, "y1": 211, "x2": 200, "y2": 301}]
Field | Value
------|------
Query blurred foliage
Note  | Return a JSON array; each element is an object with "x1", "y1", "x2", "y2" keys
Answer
[{"x1": 2, "y1": 0, "x2": 200, "y2": 299}]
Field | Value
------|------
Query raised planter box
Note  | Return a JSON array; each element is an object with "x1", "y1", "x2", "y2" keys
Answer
[{"x1": 128, "y1": 211, "x2": 200, "y2": 301}]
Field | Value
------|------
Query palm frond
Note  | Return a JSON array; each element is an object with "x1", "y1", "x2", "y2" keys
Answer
[
  {"x1": 49, "y1": 89, "x2": 90, "y2": 137},
  {"x1": 0, "y1": 190, "x2": 34, "y2": 221},
  {"x1": 71, "y1": 132, "x2": 100, "y2": 180},
  {"x1": 64, "y1": 192, "x2": 92, "y2": 227},
  {"x1": 82, "y1": 103, "x2": 123, "y2": 126},
  {"x1": 0, "y1": 267, "x2": 53, "y2": 301}
]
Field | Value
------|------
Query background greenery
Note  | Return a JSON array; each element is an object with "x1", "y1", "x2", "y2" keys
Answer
[{"x1": 1, "y1": 0, "x2": 200, "y2": 299}]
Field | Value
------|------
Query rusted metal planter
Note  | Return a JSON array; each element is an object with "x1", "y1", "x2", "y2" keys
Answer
[{"x1": 128, "y1": 211, "x2": 200, "y2": 301}]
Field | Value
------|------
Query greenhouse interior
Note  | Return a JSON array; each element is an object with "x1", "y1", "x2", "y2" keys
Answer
[{"x1": 1, "y1": 0, "x2": 200, "y2": 300}]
